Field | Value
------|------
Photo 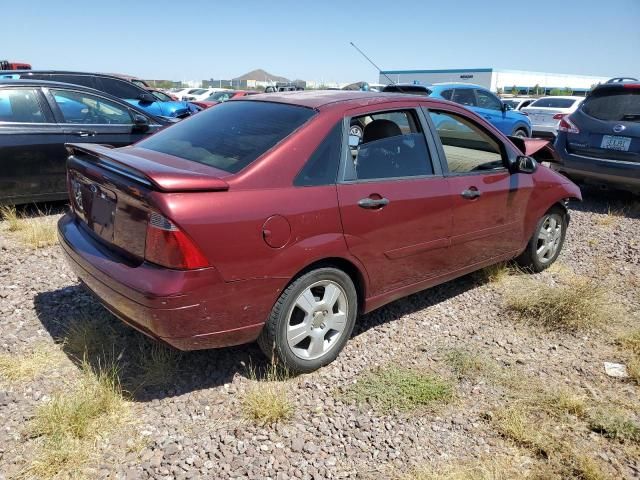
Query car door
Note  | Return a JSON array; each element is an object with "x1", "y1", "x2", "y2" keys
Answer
[
  {"x1": 424, "y1": 106, "x2": 534, "y2": 268},
  {"x1": 0, "y1": 86, "x2": 68, "y2": 204},
  {"x1": 44, "y1": 87, "x2": 156, "y2": 148},
  {"x1": 474, "y1": 89, "x2": 510, "y2": 135},
  {"x1": 336, "y1": 106, "x2": 453, "y2": 297}
]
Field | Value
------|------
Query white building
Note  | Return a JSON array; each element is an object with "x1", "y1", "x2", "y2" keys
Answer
[{"x1": 379, "y1": 68, "x2": 611, "y2": 95}]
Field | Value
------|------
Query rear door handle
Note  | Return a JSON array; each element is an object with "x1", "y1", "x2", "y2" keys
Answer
[
  {"x1": 358, "y1": 197, "x2": 390, "y2": 209},
  {"x1": 70, "y1": 130, "x2": 97, "y2": 137},
  {"x1": 461, "y1": 188, "x2": 481, "y2": 199}
]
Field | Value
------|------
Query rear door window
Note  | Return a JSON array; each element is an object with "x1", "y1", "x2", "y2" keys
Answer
[
  {"x1": 0, "y1": 88, "x2": 46, "y2": 123},
  {"x1": 138, "y1": 101, "x2": 316, "y2": 173},
  {"x1": 451, "y1": 89, "x2": 477, "y2": 107},
  {"x1": 583, "y1": 90, "x2": 640, "y2": 122}
]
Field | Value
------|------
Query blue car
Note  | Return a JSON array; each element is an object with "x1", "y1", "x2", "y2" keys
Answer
[
  {"x1": 383, "y1": 83, "x2": 532, "y2": 137},
  {"x1": 0, "y1": 71, "x2": 193, "y2": 119}
]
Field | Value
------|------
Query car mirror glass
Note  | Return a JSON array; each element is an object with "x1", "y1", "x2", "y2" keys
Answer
[
  {"x1": 514, "y1": 155, "x2": 537, "y2": 174},
  {"x1": 348, "y1": 135, "x2": 360, "y2": 148}
]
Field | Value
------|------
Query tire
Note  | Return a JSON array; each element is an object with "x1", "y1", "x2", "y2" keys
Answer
[
  {"x1": 513, "y1": 127, "x2": 529, "y2": 138},
  {"x1": 257, "y1": 268, "x2": 358, "y2": 373},
  {"x1": 516, "y1": 208, "x2": 567, "y2": 273}
]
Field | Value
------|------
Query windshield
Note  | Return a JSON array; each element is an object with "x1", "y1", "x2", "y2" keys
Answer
[
  {"x1": 138, "y1": 101, "x2": 316, "y2": 173},
  {"x1": 583, "y1": 90, "x2": 640, "y2": 122},
  {"x1": 206, "y1": 91, "x2": 235, "y2": 102},
  {"x1": 531, "y1": 98, "x2": 578, "y2": 108}
]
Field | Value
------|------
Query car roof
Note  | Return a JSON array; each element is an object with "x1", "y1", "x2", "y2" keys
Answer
[
  {"x1": 1, "y1": 70, "x2": 147, "y2": 85},
  {"x1": 432, "y1": 82, "x2": 483, "y2": 89},
  {"x1": 0, "y1": 78, "x2": 165, "y2": 121},
  {"x1": 238, "y1": 90, "x2": 434, "y2": 109},
  {"x1": 531, "y1": 95, "x2": 583, "y2": 100}
]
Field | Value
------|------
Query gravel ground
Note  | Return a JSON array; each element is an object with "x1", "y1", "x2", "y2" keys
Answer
[{"x1": 1, "y1": 187, "x2": 639, "y2": 479}]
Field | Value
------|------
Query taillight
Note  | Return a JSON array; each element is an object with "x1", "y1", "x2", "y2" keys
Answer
[
  {"x1": 623, "y1": 83, "x2": 640, "y2": 89},
  {"x1": 557, "y1": 116, "x2": 580, "y2": 134},
  {"x1": 553, "y1": 113, "x2": 567, "y2": 120},
  {"x1": 145, "y1": 212, "x2": 209, "y2": 270}
]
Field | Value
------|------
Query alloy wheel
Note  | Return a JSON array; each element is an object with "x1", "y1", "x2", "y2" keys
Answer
[
  {"x1": 286, "y1": 280, "x2": 349, "y2": 360},
  {"x1": 536, "y1": 213, "x2": 563, "y2": 263}
]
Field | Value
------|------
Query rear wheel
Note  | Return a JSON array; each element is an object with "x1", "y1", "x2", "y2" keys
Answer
[
  {"x1": 516, "y1": 208, "x2": 567, "y2": 272},
  {"x1": 513, "y1": 127, "x2": 529, "y2": 138},
  {"x1": 258, "y1": 268, "x2": 358, "y2": 373}
]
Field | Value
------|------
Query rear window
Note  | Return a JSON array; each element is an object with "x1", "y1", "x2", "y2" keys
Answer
[
  {"x1": 138, "y1": 101, "x2": 316, "y2": 173},
  {"x1": 582, "y1": 90, "x2": 640, "y2": 122},
  {"x1": 530, "y1": 98, "x2": 577, "y2": 108},
  {"x1": 382, "y1": 85, "x2": 431, "y2": 96}
]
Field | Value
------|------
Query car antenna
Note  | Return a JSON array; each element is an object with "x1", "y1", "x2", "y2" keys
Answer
[{"x1": 349, "y1": 42, "x2": 403, "y2": 92}]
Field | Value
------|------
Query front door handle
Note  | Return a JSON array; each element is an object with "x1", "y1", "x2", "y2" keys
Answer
[
  {"x1": 70, "y1": 130, "x2": 97, "y2": 137},
  {"x1": 461, "y1": 188, "x2": 481, "y2": 199},
  {"x1": 358, "y1": 197, "x2": 390, "y2": 209}
]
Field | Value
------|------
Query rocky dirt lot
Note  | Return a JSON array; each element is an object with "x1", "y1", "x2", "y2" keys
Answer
[{"x1": 1, "y1": 188, "x2": 639, "y2": 480}]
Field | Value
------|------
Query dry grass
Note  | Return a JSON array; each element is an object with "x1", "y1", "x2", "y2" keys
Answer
[
  {"x1": 349, "y1": 366, "x2": 454, "y2": 413},
  {"x1": 24, "y1": 359, "x2": 128, "y2": 478},
  {"x1": 504, "y1": 274, "x2": 612, "y2": 331},
  {"x1": 242, "y1": 363, "x2": 293, "y2": 425},
  {"x1": 444, "y1": 349, "x2": 494, "y2": 380},
  {"x1": 480, "y1": 262, "x2": 513, "y2": 284},
  {"x1": 588, "y1": 408, "x2": 640, "y2": 444},
  {"x1": 1, "y1": 204, "x2": 21, "y2": 231},
  {"x1": 399, "y1": 455, "x2": 529, "y2": 480},
  {"x1": 595, "y1": 206, "x2": 626, "y2": 227},
  {"x1": 134, "y1": 339, "x2": 181, "y2": 388},
  {"x1": 0, "y1": 344, "x2": 63, "y2": 382},
  {"x1": 0, "y1": 205, "x2": 58, "y2": 248},
  {"x1": 618, "y1": 330, "x2": 640, "y2": 356}
]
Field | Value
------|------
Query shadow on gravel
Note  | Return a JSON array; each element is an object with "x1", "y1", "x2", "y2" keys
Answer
[
  {"x1": 33, "y1": 285, "x2": 265, "y2": 402},
  {"x1": 571, "y1": 185, "x2": 640, "y2": 218},
  {"x1": 11, "y1": 200, "x2": 69, "y2": 218}
]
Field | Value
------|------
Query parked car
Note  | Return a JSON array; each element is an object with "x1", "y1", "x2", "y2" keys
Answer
[
  {"x1": 553, "y1": 82, "x2": 640, "y2": 194},
  {"x1": 0, "y1": 71, "x2": 193, "y2": 119},
  {"x1": 58, "y1": 91, "x2": 580, "y2": 373},
  {"x1": 189, "y1": 90, "x2": 258, "y2": 109},
  {"x1": 148, "y1": 89, "x2": 178, "y2": 102},
  {"x1": 521, "y1": 96, "x2": 584, "y2": 137},
  {"x1": 0, "y1": 79, "x2": 169, "y2": 205},
  {"x1": 501, "y1": 97, "x2": 536, "y2": 111},
  {"x1": 384, "y1": 83, "x2": 532, "y2": 137}
]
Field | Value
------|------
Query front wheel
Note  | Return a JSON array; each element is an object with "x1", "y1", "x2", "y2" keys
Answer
[
  {"x1": 516, "y1": 208, "x2": 567, "y2": 272},
  {"x1": 258, "y1": 268, "x2": 358, "y2": 373}
]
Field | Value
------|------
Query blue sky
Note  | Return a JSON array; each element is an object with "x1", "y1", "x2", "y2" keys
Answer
[{"x1": 2, "y1": 0, "x2": 639, "y2": 83}]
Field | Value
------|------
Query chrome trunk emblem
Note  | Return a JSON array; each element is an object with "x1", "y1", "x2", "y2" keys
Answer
[
  {"x1": 613, "y1": 124, "x2": 626, "y2": 133},
  {"x1": 72, "y1": 180, "x2": 83, "y2": 211}
]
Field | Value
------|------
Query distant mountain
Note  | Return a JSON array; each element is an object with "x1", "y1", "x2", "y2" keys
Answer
[{"x1": 234, "y1": 69, "x2": 289, "y2": 83}]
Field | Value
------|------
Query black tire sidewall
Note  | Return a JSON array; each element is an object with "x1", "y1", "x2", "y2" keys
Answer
[{"x1": 261, "y1": 268, "x2": 358, "y2": 373}]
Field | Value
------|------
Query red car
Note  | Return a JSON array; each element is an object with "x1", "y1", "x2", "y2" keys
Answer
[
  {"x1": 189, "y1": 90, "x2": 258, "y2": 109},
  {"x1": 58, "y1": 91, "x2": 581, "y2": 373}
]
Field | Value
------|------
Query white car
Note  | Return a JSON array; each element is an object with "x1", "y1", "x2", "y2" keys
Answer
[
  {"x1": 501, "y1": 97, "x2": 536, "y2": 111},
  {"x1": 521, "y1": 96, "x2": 584, "y2": 137},
  {"x1": 182, "y1": 88, "x2": 227, "y2": 101}
]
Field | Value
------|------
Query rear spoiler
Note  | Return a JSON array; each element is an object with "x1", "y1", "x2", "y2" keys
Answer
[
  {"x1": 508, "y1": 136, "x2": 561, "y2": 163},
  {"x1": 65, "y1": 143, "x2": 229, "y2": 192}
]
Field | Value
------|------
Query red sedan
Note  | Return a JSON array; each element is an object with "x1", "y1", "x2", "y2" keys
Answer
[
  {"x1": 58, "y1": 91, "x2": 581, "y2": 373},
  {"x1": 189, "y1": 90, "x2": 258, "y2": 109}
]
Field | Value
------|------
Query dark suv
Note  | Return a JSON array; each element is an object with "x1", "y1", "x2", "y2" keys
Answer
[
  {"x1": 0, "y1": 71, "x2": 192, "y2": 119},
  {"x1": 553, "y1": 82, "x2": 640, "y2": 194}
]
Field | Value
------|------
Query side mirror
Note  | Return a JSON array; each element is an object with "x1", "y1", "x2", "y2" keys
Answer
[
  {"x1": 132, "y1": 114, "x2": 149, "y2": 132},
  {"x1": 501, "y1": 102, "x2": 510, "y2": 112},
  {"x1": 348, "y1": 135, "x2": 360, "y2": 148},
  {"x1": 139, "y1": 92, "x2": 156, "y2": 103},
  {"x1": 512, "y1": 155, "x2": 537, "y2": 174}
]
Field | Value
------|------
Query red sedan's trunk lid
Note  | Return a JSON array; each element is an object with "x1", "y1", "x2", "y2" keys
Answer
[{"x1": 65, "y1": 143, "x2": 229, "y2": 259}]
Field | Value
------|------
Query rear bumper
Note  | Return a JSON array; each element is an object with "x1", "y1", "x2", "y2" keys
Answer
[
  {"x1": 552, "y1": 147, "x2": 640, "y2": 194},
  {"x1": 532, "y1": 124, "x2": 557, "y2": 137},
  {"x1": 58, "y1": 214, "x2": 279, "y2": 350}
]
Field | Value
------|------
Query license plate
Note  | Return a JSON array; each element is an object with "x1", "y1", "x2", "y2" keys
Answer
[
  {"x1": 89, "y1": 187, "x2": 116, "y2": 241},
  {"x1": 601, "y1": 135, "x2": 631, "y2": 151}
]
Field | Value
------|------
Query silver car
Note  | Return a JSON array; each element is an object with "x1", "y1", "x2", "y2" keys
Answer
[{"x1": 521, "y1": 96, "x2": 584, "y2": 137}]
